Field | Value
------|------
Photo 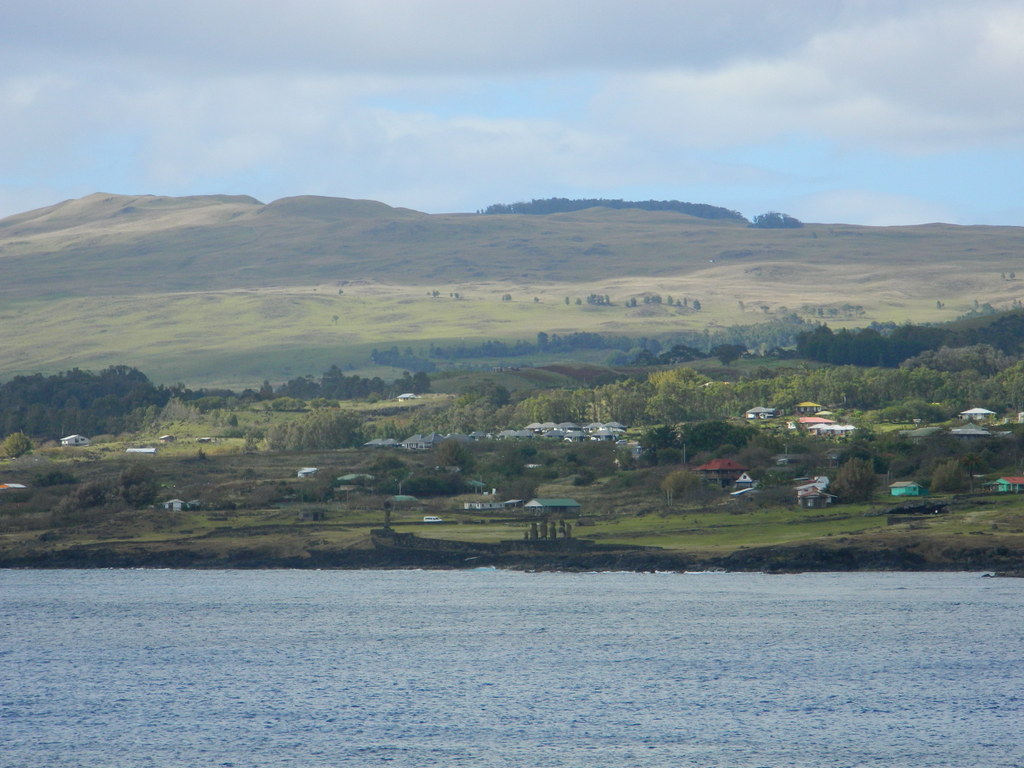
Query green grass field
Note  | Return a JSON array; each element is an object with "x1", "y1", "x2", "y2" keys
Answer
[{"x1": 3, "y1": 193, "x2": 1024, "y2": 387}]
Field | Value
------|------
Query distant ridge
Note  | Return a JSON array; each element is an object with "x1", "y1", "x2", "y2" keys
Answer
[{"x1": 481, "y1": 197, "x2": 747, "y2": 221}]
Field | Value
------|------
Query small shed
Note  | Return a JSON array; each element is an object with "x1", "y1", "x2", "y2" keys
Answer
[
  {"x1": 297, "y1": 467, "x2": 319, "y2": 478},
  {"x1": 160, "y1": 499, "x2": 199, "y2": 512},
  {"x1": 60, "y1": 435, "x2": 90, "y2": 447}
]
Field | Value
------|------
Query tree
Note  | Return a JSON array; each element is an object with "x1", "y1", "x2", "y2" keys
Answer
[
  {"x1": 831, "y1": 457, "x2": 877, "y2": 502},
  {"x1": 660, "y1": 469, "x2": 701, "y2": 505},
  {"x1": 435, "y1": 438, "x2": 473, "y2": 471},
  {"x1": 930, "y1": 458, "x2": 967, "y2": 493},
  {"x1": 711, "y1": 343, "x2": 746, "y2": 365},
  {"x1": 2, "y1": 432, "x2": 32, "y2": 458},
  {"x1": 752, "y1": 211, "x2": 803, "y2": 228}
]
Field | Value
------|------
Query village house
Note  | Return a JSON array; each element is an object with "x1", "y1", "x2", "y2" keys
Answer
[
  {"x1": 793, "y1": 402, "x2": 825, "y2": 416},
  {"x1": 889, "y1": 481, "x2": 927, "y2": 497},
  {"x1": 987, "y1": 476, "x2": 1024, "y2": 493},
  {"x1": 524, "y1": 498, "x2": 581, "y2": 516},
  {"x1": 160, "y1": 499, "x2": 200, "y2": 512},
  {"x1": 950, "y1": 426, "x2": 992, "y2": 440},
  {"x1": 959, "y1": 407, "x2": 996, "y2": 421},
  {"x1": 734, "y1": 472, "x2": 756, "y2": 489},
  {"x1": 463, "y1": 500, "x2": 505, "y2": 510},
  {"x1": 60, "y1": 434, "x2": 90, "y2": 447},
  {"x1": 694, "y1": 458, "x2": 748, "y2": 487},
  {"x1": 400, "y1": 433, "x2": 447, "y2": 450},
  {"x1": 797, "y1": 487, "x2": 836, "y2": 508},
  {"x1": 744, "y1": 406, "x2": 778, "y2": 420}
]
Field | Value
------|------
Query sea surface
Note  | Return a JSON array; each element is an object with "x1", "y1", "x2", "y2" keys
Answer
[{"x1": 1, "y1": 569, "x2": 1020, "y2": 768}]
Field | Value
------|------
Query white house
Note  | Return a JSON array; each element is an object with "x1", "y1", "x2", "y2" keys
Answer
[
  {"x1": 160, "y1": 499, "x2": 200, "y2": 512},
  {"x1": 959, "y1": 407, "x2": 996, "y2": 421},
  {"x1": 297, "y1": 467, "x2": 319, "y2": 478},
  {"x1": 397, "y1": 393, "x2": 420, "y2": 401},
  {"x1": 463, "y1": 500, "x2": 505, "y2": 510},
  {"x1": 60, "y1": 434, "x2": 90, "y2": 447}
]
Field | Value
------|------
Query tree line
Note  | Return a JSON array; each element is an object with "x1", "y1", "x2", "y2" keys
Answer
[
  {"x1": 480, "y1": 197, "x2": 747, "y2": 221},
  {"x1": 796, "y1": 311, "x2": 1024, "y2": 367}
]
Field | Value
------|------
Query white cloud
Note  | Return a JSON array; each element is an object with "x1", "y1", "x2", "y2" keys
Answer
[
  {"x1": 595, "y1": 2, "x2": 1024, "y2": 152},
  {"x1": 1, "y1": 1, "x2": 1022, "y2": 223}
]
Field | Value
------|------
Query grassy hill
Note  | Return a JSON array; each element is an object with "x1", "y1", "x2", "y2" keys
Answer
[{"x1": 2, "y1": 192, "x2": 1024, "y2": 388}]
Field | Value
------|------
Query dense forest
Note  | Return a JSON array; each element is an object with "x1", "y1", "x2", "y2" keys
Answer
[{"x1": 796, "y1": 312, "x2": 1024, "y2": 367}]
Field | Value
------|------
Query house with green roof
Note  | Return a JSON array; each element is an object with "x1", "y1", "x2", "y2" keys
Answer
[
  {"x1": 989, "y1": 476, "x2": 1024, "y2": 493},
  {"x1": 524, "y1": 498, "x2": 581, "y2": 516}
]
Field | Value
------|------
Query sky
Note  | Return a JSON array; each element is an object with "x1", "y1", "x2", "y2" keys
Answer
[{"x1": 2, "y1": 0, "x2": 1023, "y2": 225}]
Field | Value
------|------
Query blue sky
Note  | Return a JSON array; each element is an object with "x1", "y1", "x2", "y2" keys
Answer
[{"x1": 2, "y1": 0, "x2": 1023, "y2": 225}]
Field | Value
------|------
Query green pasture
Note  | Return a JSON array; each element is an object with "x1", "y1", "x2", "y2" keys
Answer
[{"x1": 5, "y1": 194, "x2": 1024, "y2": 388}]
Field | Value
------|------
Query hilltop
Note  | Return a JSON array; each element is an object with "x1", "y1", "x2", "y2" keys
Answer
[{"x1": 1, "y1": 193, "x2": 1023, "y2": 388}]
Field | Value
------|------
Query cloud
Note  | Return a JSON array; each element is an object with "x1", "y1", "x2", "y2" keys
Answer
[
  {"x1": 2, "y1": 0, "x2": 945, "y2": 76},
  {"x1": 1, "y1": 1, "x2": 1022, "y2": 223},
  {"x1": 596, "y1": 3, "x2": 1024, "y2": 152}
]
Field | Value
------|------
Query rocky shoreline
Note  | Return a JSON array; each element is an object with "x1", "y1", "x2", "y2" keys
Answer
[{"x1": 2, "y1": 538, "x2": 1022, "y2": 574}]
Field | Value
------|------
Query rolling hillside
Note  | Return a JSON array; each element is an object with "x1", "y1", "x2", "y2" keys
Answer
[{"x1": 2, "y1": 192, "x2": 1023, "y2": 388}]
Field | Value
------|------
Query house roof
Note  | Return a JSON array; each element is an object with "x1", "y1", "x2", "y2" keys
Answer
[
  {"x1": 798, "y1": 416, "x2": 836, "y2": 425},
  {"x1": 997, "y1": 476, "x2": 1024, "y2": 484},
  {"x1": 960, "y1": 407, "x2": 995, "y2": 415},
  {"x1": 524, "y1": 498, "x2": 581, "y2": 507},
  {"x1": 695, "y1": 458, "x2": 748, "y2": 472},
  {"x1": 889, "y1": 481, "x2": 923, "y2": 488},
  {"x1": 796, "y1": 401, "x2": 823, "y2": 407}
]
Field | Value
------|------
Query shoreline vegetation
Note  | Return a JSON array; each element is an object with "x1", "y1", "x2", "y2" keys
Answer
[{"x1": 4, "y1": 357, "x2": 1024, "y2": 575}]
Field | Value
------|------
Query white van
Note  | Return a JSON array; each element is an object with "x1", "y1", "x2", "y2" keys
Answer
[{"x1": 422, "y1": 516, "x2": 444, "y2": 523}]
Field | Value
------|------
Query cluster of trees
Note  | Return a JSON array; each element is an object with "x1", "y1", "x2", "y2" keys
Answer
[
  {"x1": 370, "y1": 347, "x2": 437, "y2": 372},
  {"x1": 427, "y1": 318, "x2": 814, "y2": 366},
  {"x1": 488, "y1": 357, "x2": 1024, "y2": 429},
  {"x1": 0, "y1": 366, "x2": 183, "y2": 440},
  {"x1": 0, "y1": 364, "x2": 437, "y2": 440},
  {"x1": 751, "y1": 212, "x2": 803, "y2": 229},
  {"x1": 274, "y1": 367, "x2": 431, "y2": 401},
  {"x1": 266, "y1": 410, "x2": 365, "y2": 451},
  {"x1": 796, "y1": 311, "x2": 1024, "y2": 367},
  {"x1": 51, "y1": 465, "x2": 158, "y2": 523},
  {"x1": 429, "y1": 332, "x2": 640, "y2": 361},
  {"x1": 480, "y1": 197, "x2": 747, "y2": 221},
  {"x1": 625, "y1": 294, "x2": 697, "y2": 309}
]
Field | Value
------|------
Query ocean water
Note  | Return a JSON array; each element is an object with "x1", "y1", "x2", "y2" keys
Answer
[{"x1": 1, "y1": 569, "x2": 1020, "y2": 768}]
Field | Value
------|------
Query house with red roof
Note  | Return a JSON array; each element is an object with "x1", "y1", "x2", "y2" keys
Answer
[
  {"x1": 694, "y1": 458, "x2": 748, "y2": 487},
  {"x1": 988, "y1": 476, "x2": 1024, "y2": 493}
]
